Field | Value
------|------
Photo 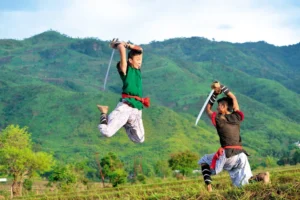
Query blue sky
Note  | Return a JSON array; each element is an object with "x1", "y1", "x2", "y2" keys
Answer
[
  {"x1": 0, "y1": 0, "x2": 38, "y2": 11},
  {"x1": 0, "y1": 0, "x2": 300, "y2": 46}
]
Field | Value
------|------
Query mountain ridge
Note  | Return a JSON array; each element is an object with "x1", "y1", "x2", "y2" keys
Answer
[{"x1": 0, "y1": 30, "x2": 299, "y2": 168}]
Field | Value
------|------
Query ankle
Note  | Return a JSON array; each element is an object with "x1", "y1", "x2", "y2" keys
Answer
[{"x1": 100, "y1": 113, "x2": 108, "y2": 125}]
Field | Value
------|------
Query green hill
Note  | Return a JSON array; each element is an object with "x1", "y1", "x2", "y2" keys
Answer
[{"x1": 0, "y1": 31, "x2": 299, "y2": 168}]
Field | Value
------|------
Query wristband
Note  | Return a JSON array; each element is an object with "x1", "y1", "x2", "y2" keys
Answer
[
  {"x1": 220, "y1": 85, "x2": 230, "y2": 95},
  {"x1": 208, "y1": 93, "x2": 218, "y2": 106}
]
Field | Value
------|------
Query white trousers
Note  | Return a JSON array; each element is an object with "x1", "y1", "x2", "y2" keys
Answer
[
  {"x1": 198, "y1": 152, "x2": 253, "y2": 187},
  {"x1": 98, "y1": 102, "x2": 145, "y2": 143}
]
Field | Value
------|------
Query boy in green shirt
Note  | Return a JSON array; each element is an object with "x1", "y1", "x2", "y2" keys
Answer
[{"x1": 97, "y1": 39, "x2": 149, "y2": 143}]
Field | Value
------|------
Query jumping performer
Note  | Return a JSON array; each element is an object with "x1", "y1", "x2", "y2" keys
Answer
[
  {"x1": 198, "y1": 81, "x2": 270, "y2": 192},
  {"x1": 97, "y1": 39, "x2": 150, "y2": 143}
]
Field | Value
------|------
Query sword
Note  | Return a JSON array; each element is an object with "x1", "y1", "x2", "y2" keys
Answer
[
  {"x1": 103, "y1": 49, "x2": 115, "y2": 91},
  {"x1": 195, "y1": 90, "x2": 214, "y2": 126}
]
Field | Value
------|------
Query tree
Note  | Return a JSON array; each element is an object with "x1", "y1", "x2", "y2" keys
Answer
[
  {"x1": 0, "y1": 125, "x2": 54, "y2": 197},
  {"x1": 109, "y1": 169, "x2": 128, "y2": 187},
  {"x1": 168, "y1": 150, "x2": 198, "y2": 177},
  {"x1": 45, "y1": 160, "x2": 91, "y2": 191},
  {"x1": 47, "y1": 164, "x2": 77, "y2": 191},
  {"x1": 277, "y1": 146, "x2": 300, "y2": 166},
  {"x1": 265, "y1": 156, "x2": 278, "y2": 168},
  {"x1": 292, "y1": 149, "x2": 300, "y2": 164},
  {"x1": 155, "y1": 160, "x2": 171, "y2": 179},
  {"x1": 100, "y1": 152, "x2": 128, "y2": 187}
]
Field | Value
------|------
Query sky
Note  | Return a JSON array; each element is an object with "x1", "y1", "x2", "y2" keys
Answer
[{"x1": 0, "y1": 0, "x2": 300, "y2": 46}]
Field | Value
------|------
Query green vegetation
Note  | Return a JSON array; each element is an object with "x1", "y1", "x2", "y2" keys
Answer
[
  {"x1": 168, "y1": 150, "x2": 198, "y2": 177},
  {"x1": 0, "y1": 31, "x2": 299, "y2": 198},
  {"x1": 0, "y1": 125, "x2": 54, "y2": 196},
  {"x1": 47, "y1": 163, "x2": 88, "y2": 192},
  {"x1": 278, "y1": 144, "x2": 300, "y2": 165},
  {"x1": 100, "y1": 152, "x2": 128, "y2": 187},
  {"x1": 9, "y1": 165, "x2": 300, "y2": 200}
]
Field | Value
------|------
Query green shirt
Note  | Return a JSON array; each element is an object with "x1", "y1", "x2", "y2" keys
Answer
[{"x1": 118, "y1": 63, "x2": 143, "y2": 110}]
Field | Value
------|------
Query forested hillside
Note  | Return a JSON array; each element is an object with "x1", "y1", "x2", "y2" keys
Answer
[{"x1": 0, "y1": 31, "x2": 299, "y2": 169}]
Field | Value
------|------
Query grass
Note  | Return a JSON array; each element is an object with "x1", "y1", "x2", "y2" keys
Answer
[{"x1": 7, "y1": 165, "x2": 299, "y2": 200}]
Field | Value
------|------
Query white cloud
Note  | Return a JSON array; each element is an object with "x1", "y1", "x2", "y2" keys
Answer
[{"x1": 0, "y1": 0, "x2": 299, "y2": 46}]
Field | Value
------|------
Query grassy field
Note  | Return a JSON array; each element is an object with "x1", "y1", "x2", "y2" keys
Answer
[{"x1": 1, "y1": 165, "x2": 297, "y2": 200}]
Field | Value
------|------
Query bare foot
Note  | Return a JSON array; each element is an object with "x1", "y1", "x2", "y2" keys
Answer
[
  {"x1": 207, "y1": 184, "x2": 212, "y2": 192},
  {"x1": 249, "y1": 171, "x2": 271, "y2": 184},
  {"x1": 263, "y1": 172, "x2": 270, "y2": 184},
  {"x1": 97, "y1": 105, "x2": 109, "y2": 114}
]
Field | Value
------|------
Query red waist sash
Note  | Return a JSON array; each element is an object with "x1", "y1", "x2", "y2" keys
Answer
[
  {"x1": 210, "y1": 146, "x2": 243, "y2": 169},
  {"x1": 122, "y1": 93, "x2": 150, "y2": 108}
]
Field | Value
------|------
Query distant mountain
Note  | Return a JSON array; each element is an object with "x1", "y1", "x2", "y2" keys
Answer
[{"x1": 0, "y1": 31, "x2": 299, "y2": 168}]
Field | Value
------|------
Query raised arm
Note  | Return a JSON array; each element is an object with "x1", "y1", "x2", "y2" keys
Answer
[
  {"x1": 127, "y1": 43, "x2": 143, "y2": 52},
  {"x1": 211, "y1": 81, "x2": 239, "y2": 111},
  {"x1": 117, "y1": 43, "x2": 127, "y2": 75},
  {"x1": 205, "y1": 103, "x2": 214, "y2": 118},
  {"x1": 220, "y1": 84, "x2": 239, "y2": 111},
  {"x1": 226, "y1": 91, "x2": 239, "y2": 111},
  {"x1": 110, "y1": 39, "x2": 143, "y2": 75},
  {"x1": 110, "y1": 39, "x2": 128, "y2": 74},
  {"x1": 206, "y1": 90, "x2": 218, "y2": 118}
]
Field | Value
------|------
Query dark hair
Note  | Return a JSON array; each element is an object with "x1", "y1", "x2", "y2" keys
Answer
[
  {"x1": 128, "y1": 49, "x2": 142, "y2": 59},
  {"x1": 217, "y1": 97, "x2": 233, "y2": 112}
]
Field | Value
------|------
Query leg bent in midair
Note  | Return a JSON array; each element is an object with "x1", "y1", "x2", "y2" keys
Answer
[
  {"x1": 97, "y1": 102, "x2": 131, "y2": 138},
  {"x1": 123, "y1": 108, "x2": 145, "y2": 143}
]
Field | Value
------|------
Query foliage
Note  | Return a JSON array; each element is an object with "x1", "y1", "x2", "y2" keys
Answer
[
  {"x1": 264, "y1": 156, "x2": 278, "y2": 168},
  {"x1": 100, "y1": 152, "x2": 128, "y2": 187},
  {"x1": 278, "y1": 147, "x2": 300, "y2": 165},
  {"x1": 47, "y1": 160, "x2": 92, "y2": 190},
  {"x1": 23, "y1": 179, "x2": 33, "y2": 191},
  {"x1": 168, "y1": 150, "x2": 198, "y2": 176},
  {"x1": 154, "y1": 160, "x2": 172, "y2": 178},
  {"x1": 0, "y1": 124, "x2": 54, "y2": 196},
  {"x1": 48, "y1": 164, "x2": 77, "y2": 185},
  {"x1": 136, "y1": 174, "x2": 147, "y2": 184},
  {"x1": 0, "y1": 31, "x2": 299, "y2": 174},
  {"x1": 109, "y1": 168, "x2": 128, "y2": 187},
  {"x1": 293, "y1": 149, "x2": 300, "y2": 164}
]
